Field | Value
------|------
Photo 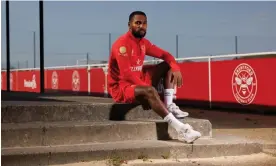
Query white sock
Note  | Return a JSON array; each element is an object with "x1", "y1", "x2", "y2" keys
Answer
[
  {"x1": 164, "y1": 113, "x2": 184, "y2": 132},
  {"x1": 164, "y1": 89, "x2": 174, "y2": 107}
]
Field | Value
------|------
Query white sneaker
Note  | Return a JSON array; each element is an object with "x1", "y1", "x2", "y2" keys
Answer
[
  {"x1": 167, "y1": 103, "x2": 189, "y2": 118},
  {"x1": 177, "y1": 124, "x2": 201, "y2": 143}
]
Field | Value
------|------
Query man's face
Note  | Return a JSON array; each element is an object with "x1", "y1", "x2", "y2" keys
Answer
[{"x1": 129, "y1": 15, "x2": 147, "y2": 38}]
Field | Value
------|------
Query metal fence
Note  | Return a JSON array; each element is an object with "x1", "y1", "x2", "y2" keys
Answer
[{"x1": 2, "y1": 31, "x2": 276, "y2": 69}]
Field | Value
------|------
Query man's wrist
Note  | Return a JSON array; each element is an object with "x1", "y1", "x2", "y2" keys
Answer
[{"x1": 170, "y1": 62, "x2": 180, "y2": 71}]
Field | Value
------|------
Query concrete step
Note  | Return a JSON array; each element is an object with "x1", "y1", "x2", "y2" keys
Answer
[
  {"x1": 263, "y1": 149, "x2": 276, "y2": 157},
  {"x1": 2, "y1": 119, "x2": 211, "y2": 147},
  {"x1": 1, "y1": 135, "x2": 262, "y2": 166},
  {"x1": 116, "y1": 153, "x2": 276, "y2": 166},
  {"x1": 2, "y1": 103, "x2": 199, "y2": 123},
  {"x1": 57, "y1": 153, "x2": 276, "y2": 166},
  {"x1": 263, "y1": 144, "x2": 276, "y2": 157}
]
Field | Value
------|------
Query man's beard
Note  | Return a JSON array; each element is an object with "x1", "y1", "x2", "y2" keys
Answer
[{"x1": 132, "y1": 30, "x2": 146, "y2": 38}]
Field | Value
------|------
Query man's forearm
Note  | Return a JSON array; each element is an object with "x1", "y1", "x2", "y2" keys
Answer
[
  {"x1": 145, "y1": 42, "x2": 180, "y2": 71},
  {"x1": 160, "y1": 51, "x2": 180, "y2": 71}
]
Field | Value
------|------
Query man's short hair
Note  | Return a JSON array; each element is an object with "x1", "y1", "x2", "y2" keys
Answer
[{"x1": 129, "y1": 11, "x2": 147, "y2": 22}]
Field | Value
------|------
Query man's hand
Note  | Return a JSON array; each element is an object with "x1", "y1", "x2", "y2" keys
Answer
[{"x1": 170, "y1": 70, "x2": 183, "y2": 88}]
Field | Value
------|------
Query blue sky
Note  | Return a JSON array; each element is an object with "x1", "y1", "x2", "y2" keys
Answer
[{"x1": 1, "y1": 1, "x2": 276, "y2": 68}]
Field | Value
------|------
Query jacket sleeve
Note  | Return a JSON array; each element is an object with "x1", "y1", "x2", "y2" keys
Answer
[
  {"x1": 144, "y1": 39, "x2": 180, "y2": 71},
  {"x1": 113, "y1": 42, "x2": 148, "y2": 86}
]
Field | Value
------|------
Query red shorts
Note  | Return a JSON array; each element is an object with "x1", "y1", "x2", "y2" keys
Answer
[{"x1": 109, "y1": 65, "x2": 156, "y2": 103}]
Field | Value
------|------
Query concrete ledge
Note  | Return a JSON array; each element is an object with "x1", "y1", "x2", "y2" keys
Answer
[
  {"x1": 120, "y1": 153, "x2": 276, "y2": 166},
  {"x1": 2, "y1": 103, "x2": 203, "y2": 123},
  {"x1": 1, "y1": 137, "x2": 262, "y2": 166},
  {"x1": 2, "y1": 119, "x2": 212, "y2": 147}
]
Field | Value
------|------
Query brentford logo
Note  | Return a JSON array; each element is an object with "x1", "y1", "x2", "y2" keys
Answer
[
  {"x1": 72, "y1": 70, "x2": 80, "y2": 91},
  {"x1": 51, "y1": 71, "x2": 58, "y2": 89},
  {"x1": 232, "y1": 63, "x2": 257, "y2": 105}
]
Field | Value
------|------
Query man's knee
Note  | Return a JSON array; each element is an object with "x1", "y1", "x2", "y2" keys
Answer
[
  {"x1": 159, "y1": 61, "x2": 170, "y2": 71},
  {"x1": 135, "y1": 85, "x2": 159, "y2": 100},
  {"x1": 166, "y1": 68, "x2": 173, "y2": 77},
  {"x1": 144, "y1": 86, "x2": 159, "y2": 100},
  {"x1": 158, "y1": 62, "x2": 173, "y2": 79}
]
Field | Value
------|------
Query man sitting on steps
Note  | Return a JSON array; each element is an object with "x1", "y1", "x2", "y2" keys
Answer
[{"x1": 107, "y1": 11, "x2": 201, "y2": 143}]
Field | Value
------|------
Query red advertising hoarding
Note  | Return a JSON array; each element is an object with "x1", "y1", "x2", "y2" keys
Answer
[
  {"x1": 176, "y1": 61, "x2": 209, "y2": 102},
  {"x1": 16, "y1": 70, "x2": 40, "y2": 92},
  {"x1": 90, "y1": 68, "x2": 106, "y2": 95},
  {"x1": 1, "y1": 57, "x2": 276, "y2": 110},
  {"x1": 2, "y1": 71, "x2": 24, "y2": 92},
  {"x1": 211, "y1": 57, "x2": 276, "y2": 107},
  {"x1": 45, "y1": 68, "x2": 88, "y2": 93}
]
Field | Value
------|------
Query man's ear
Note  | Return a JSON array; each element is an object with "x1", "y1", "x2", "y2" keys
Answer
[{"x1": 128, "y1": 22, "x2": 130, "y2": 28}]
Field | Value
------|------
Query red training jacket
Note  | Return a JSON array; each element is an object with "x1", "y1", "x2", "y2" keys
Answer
[{"x1": 107, "y1": 31, "x2": 180, "y2": 89}]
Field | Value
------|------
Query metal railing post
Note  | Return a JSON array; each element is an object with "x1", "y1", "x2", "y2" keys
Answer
[
  {"x1": 208, "y1": 55, "x2": 212, "y2": 109},
  {"x1": 103, "y1": 66, "x2": 108, "y2": 97},
  {"x1": 6, "y1": 0, "x2": 11, "y2": 92},
  {"x1": 39, "y1": 0, "x2": 45, "y2": 93},
  {"x1": 87, "y1": 65, "x2": 91, "y2": 95}
]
